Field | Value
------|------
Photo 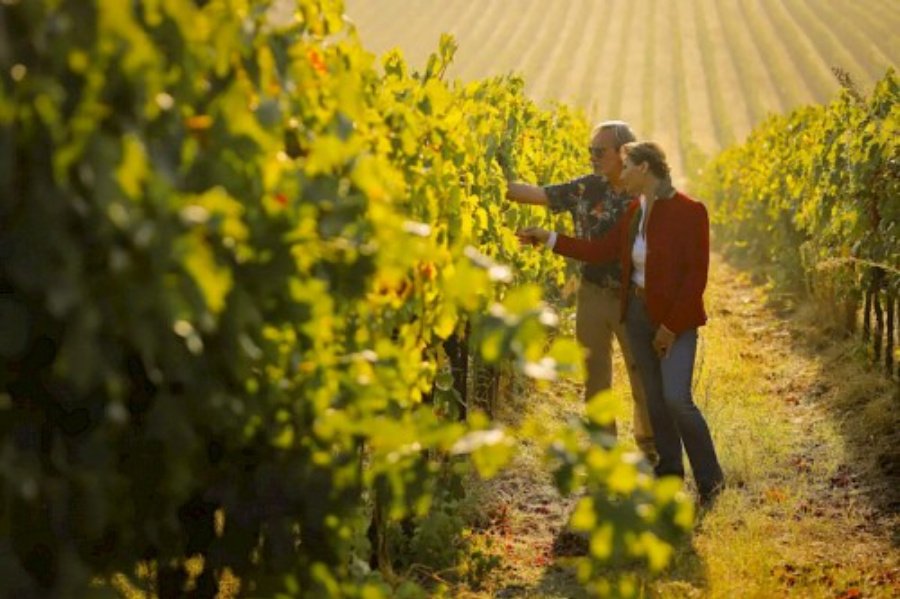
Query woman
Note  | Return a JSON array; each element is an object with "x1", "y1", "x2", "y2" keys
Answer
[{"x1": 518, "y1": 141, "x2": 724, "y2": 504}]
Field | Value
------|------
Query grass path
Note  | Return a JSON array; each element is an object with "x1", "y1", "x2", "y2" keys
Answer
[{"x1": 459, "y1": 254, "x2": 900, "y2": 597}]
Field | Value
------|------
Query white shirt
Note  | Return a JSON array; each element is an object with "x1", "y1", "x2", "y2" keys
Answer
[{"x1": 631, "y1": 195, "x2": 649, "y2": 288}]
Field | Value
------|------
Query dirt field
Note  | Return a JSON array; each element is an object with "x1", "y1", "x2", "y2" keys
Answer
[{"x1": 344, "y1": 0, "x2": 899, "y2": 182}]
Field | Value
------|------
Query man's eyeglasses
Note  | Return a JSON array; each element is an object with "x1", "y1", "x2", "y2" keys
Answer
[{"x1": 589, "y1": 145, "x2": 615, "y2": 159}]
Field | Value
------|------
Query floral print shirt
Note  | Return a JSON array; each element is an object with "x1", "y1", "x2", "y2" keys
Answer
[{"x1": 544, "y1": 174, "x2": 632, "y2": 288}]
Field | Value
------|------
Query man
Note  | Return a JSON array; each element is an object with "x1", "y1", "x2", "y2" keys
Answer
[{"x1": 506, "y1": 120, "x2": 656, "y2": 461}]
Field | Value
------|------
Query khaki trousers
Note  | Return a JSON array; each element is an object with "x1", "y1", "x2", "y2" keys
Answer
[{"x1": 575, "y1": 280, "x2": 656, "y2": 458}]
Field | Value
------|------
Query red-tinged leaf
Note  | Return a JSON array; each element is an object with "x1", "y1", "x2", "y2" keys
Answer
[
  {"x1": 185, "y1": 114, "x2": 213, "y2": 131},
  {"x1": 307, "y1": 48, "x2": 327, "y2": 75}
]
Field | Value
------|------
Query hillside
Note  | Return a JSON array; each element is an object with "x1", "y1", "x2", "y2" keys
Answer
[{"x1": 344, "y1": 0, "x2": 899, "y2": 181}]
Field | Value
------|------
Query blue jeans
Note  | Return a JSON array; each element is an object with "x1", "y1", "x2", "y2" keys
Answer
[{"x1": 626, "y1": 295, "x2": 724, "y2": 496}]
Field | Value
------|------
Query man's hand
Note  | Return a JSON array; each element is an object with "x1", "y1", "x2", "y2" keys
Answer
[
  {"x1": 516, "y1": 227, "x2": 551, "y2": 246},
  {"x1": 653, "y1": 324, "x2": 676, "y2": 359}
]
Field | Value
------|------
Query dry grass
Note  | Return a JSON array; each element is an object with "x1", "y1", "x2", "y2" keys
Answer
[{"x1": 659, "y1": 255, "x2": 899, "y2": 598}]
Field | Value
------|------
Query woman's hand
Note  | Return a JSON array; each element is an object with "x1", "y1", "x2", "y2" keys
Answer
[
  {"x1": 516, "y1": 226, "x2": 550, "y2": 246},
  {"x1": 653, "y1": 324, "x2": 676, "y2": 359}
]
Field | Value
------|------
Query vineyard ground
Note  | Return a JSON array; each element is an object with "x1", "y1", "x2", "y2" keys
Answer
[{"x1": 453, "y1": 253, "x2": 900, "y2": 598}]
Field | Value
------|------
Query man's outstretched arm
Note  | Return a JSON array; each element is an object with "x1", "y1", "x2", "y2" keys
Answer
[{"x1": 506, "y1": 182, "x2": 549, "y2": 206}]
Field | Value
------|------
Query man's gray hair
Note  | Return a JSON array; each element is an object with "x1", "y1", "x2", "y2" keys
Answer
[{"x1": 591, "y1": 120, "x2": 637, "y2": 149}]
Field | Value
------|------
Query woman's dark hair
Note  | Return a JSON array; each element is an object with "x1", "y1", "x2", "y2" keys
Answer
[{"x1": 622, "y1": 141, "x2": 671, "y2": 180}]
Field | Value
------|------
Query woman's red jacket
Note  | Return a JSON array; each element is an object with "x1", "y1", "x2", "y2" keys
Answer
[{"x1": 554, "y1": 191, "x2": 709, "y2": 335}]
